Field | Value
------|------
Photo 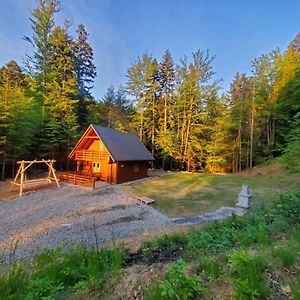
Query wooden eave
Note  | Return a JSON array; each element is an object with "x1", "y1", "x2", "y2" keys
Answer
[{"x1": 68, "y1": 125, "x2": 116, "y2": 162}]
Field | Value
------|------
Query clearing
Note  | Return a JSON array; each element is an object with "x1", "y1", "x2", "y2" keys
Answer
[{"x1": 130, "y1": 164, "x2": 300, "y2": 217}]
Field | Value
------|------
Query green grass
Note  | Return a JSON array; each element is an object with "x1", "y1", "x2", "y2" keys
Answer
[
  {"x1": 143, "y1": 191, "x2": 300, "y2": 300},
  {"x1": 1, "y1": 191, "x2": 300, "y2": 299},
  {"x1": 131, "y1": 165, "x2": 300, "y2": 217},
  {"x1": 0, "y1": 244, "x2": 127, "y2": 300}
]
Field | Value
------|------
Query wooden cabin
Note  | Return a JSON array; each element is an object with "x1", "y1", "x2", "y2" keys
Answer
[{"x1": 68, "y1": 124, "x2": 154, "y2": 184}]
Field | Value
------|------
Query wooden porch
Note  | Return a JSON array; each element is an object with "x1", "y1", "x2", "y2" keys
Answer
[
  {"x1": 75, "y1": 149, "x2": 109, "y2": 161},
  {"x1": 59, "y1": 171, "x2": 97, "y2": 189}
]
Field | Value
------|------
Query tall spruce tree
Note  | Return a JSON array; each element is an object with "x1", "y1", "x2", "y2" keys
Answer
[
  {"x1": 73, "y1": 24, "x2": 97, "y2": 128},
  {"x1": 24, "y1": 0, "x2": 60, "y2": 86},
  {"x1": 43, "y1": 26, "x2": 79, "y2": 160}
]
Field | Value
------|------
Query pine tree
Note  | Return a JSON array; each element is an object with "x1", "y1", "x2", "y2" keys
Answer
[
  {"x1": 24, "y1": 0, "x2": 60, "y2": 85},
  {"x1": 73, "y1": 24, "x2": 97, "y2": 128},
  {"x1": 43, "y1": 26, "x2": 79, "y2": 159},
  {"x1": 98, "y1": 85, "x2": 132, "y2": 130}
]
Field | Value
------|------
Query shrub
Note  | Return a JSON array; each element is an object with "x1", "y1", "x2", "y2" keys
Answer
[{"x1": 228, "y1": 251, "x2": 269, "y2": 300}]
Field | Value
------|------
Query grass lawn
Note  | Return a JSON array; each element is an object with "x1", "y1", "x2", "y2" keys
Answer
[{"x1": 131, "y1": 164, "x2": 300, "y2": 217}]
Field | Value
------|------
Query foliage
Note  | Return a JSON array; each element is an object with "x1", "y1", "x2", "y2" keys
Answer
[
  {"x1": 272, "y1": 192, "x2": 300, "y2": 227},
  {"x1": 0, "y1": 244, "x2": 127, "y2": 299},
  {"x1": 228, "y1": 251, "x2": 269, "y2": 299},
  {"x1": 273, "y1": 247, "x2": 296, "y2": 268},
  {"x1": 142, "y1": 233, "x2": 187, "y2": 252},
  {"x1": 145, "y1": 259, "x2": 203, "y2": 300},
  {"x1": 196, "y1": 255, "x2": 223, "y2": 280},
  {"x1": 1, "y1": 190, "x2": 300, "y2": 299}
]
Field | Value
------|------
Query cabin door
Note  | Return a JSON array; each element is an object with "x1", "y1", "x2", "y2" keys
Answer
[{"x1": 92, "y1": 162, "x2": 101, "y2": 173}]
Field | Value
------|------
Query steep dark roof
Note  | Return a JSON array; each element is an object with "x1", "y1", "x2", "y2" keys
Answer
[{"x1": 92, "y1": 125, "x2": 154, "y2": 162}]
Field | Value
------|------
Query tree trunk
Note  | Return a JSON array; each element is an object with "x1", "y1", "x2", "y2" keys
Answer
[
  {"x1": 238, "y1": 121, "x2": 242, "y2": 172},
  {"x1": 162, "y1": 96, "x2": 167, "y2": 169},
  {"x1": 249, "y1": 103, "x2": 254, "y2": 169},
  {"x1": 151, "y1": 96, "x2": 155, "y2": 169},
  {"x1": 1, "y1": 151, "x2": 6, "y2": 180}
]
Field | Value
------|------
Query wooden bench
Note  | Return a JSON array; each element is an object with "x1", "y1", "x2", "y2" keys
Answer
[
  {"x1": 138, "y1": 196, "x2": 155, "y2": 205},
  {"x1": 59, "y1": 172, "x2": 96, "y2": 189}
]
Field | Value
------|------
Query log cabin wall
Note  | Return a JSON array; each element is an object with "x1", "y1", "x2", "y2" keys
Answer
[
  {"x1": 69, "y1": 125, "x2": 154, "y2": 184},
  {"x1": 89, "y1": 138, "x2": 111, "y2": 182},
  {"x1": 116, "y1": 162, "x2": 148, "y2": 184}
]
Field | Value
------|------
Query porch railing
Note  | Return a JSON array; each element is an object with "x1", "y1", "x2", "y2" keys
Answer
[{"x1": 75, "y1": 149, "x2": 109, "y2": 161}]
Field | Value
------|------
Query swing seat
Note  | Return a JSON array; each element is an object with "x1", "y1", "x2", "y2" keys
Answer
[
  {"x1": 23, "y1": 178, "x2": 51, "y2": 186},
  {"x1": 10, "y1": 159, "x2": 60, "y2": 196}
]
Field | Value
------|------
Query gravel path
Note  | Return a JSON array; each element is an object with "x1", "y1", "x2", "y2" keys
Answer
[
  {"x1": 0, "y1": 183, "x2": 239, "y2": 264},
  {"x1": 0, "y1": 184, "x2": 169, "y2": 263}
]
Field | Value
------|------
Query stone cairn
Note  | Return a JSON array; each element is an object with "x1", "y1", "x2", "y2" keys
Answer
[{"x1": 235, "y1": 185, "x2": 252, "y2": 215}]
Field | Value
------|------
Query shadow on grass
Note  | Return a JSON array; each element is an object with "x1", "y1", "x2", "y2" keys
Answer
[{"x1": 131, "y1": 170, "x2": 297, "y2": 217}]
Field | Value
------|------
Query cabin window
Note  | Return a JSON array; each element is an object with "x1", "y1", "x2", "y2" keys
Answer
[
  {"x1": 92, "y1": 162, "x2": 101, "y2": 173},
  {"x1": 134, "y1": 163, "x2": 139, "y2": 173}
]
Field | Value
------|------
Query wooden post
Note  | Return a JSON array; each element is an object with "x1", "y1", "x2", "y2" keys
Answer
[
  {"x1": 10, "y1": 159, "x2": 60, "y2": 197},
  {"x1": 20, "y1": 161, "x2": 25, "y2": 196}
]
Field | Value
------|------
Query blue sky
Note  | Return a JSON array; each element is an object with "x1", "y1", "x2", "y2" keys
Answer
[{"x1": 0, "y1": 0, "x2": 299, "y2": 98}]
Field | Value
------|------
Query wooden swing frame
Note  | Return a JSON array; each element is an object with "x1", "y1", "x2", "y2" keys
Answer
[{"x1": 10, "y1": 159, "x2": 60, "y2": 196}]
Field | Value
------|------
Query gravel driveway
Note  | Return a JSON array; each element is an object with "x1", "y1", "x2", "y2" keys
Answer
[{"x1": 0, "y1": 183, "x2": 169, "y2": 264}]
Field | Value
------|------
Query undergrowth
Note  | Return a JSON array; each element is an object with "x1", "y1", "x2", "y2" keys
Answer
[
  {"x1": 144, "y1": 191, "x2": 300, "y2": 299},
  {"x1": 1, "y1": 191, "x2": 300, "y2": 299},
  {"x1": 0, "y1": 244, "x2": 127, "y2": 300}
]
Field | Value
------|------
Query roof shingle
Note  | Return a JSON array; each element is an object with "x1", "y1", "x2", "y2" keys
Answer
[{"x1": 92, "y1": 125, "x2": 154, "y2": 162}]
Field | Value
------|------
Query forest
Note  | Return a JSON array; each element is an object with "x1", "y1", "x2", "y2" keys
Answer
[{"x1": 1, "y1": 0, "x2": 300, "y2": 179}]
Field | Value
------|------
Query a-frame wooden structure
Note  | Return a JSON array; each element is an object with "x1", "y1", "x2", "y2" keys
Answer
[{"x1": 10, "y1": 159, "x2": 60, "y2": 196}]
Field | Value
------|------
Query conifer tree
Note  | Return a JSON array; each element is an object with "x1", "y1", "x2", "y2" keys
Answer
[
  {"x1": 73, "y1": 24, "x2": 97, "y2": 128},
  {"x1": 24, "y1": 0, "x2": 60, "y2": 86},
  {"x1": 43, "y1": 26, "x2": 79, "y2": 159}
]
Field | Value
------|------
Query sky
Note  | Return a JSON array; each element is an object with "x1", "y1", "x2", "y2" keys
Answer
[{"x1": 0, "y1": 0, "x2": 299, "y2": 99}]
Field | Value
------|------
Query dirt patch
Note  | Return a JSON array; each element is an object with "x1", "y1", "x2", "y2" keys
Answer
[
  {"x1": 239, "y1": 163, "x2": 284, "y2": 177},
  {"x1": 105, "y1": 212, "x2": 148, "y2": 226},
  {"x1": 0, "y1": 180, "x2": 58, "y2": 201},
  {"x1": 102, "y1": 263, "x2": 167, "y2": 300},
  {"x1": 126, "y1": 245, "x2": 183, "y2": 266}
]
